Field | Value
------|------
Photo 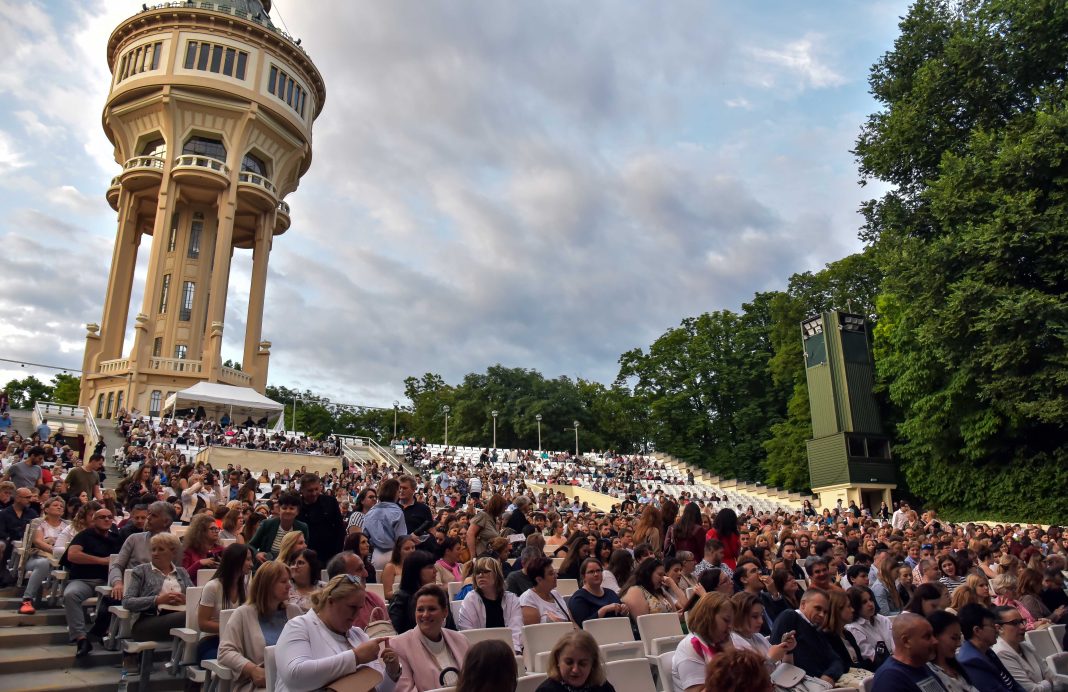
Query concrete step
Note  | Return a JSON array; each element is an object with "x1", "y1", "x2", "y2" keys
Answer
[
  {"x1": 0, "y1": 606, "x2": 68, "y2": 627},
  {"x1": 0, "y1": 624, "x2": 72, "y2": 646},
  {"x1": 0, "y1": 641, "x2": 172, "y2": 675},
  {"x1": 2, "y1": 666, "x2": 185, "y2": 692}
]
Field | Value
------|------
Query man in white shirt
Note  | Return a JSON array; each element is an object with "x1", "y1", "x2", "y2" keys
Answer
[{"x1": 892, "y1": 502, "x2": 910, "y2": 531}]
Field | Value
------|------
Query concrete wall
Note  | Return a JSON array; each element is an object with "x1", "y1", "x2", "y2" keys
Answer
[
  {"x1": 195, "y1": 446, "x2": 343, "y2": 477},
  {"x1": 527, "y1": 482, "x2": 619, "y2": 513}
]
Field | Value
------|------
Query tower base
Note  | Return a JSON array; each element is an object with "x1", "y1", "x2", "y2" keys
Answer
[{"x1": 811, "y1": 482, "x2": 896, "y2": 515}]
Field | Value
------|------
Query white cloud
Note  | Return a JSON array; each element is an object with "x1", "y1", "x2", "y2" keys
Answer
[
  {"x1": 747, "y1": 33, "x2": 846, "y2": 90},
  {"x1": 0, "y1": 131, "x2": 26, "y2": 174}
]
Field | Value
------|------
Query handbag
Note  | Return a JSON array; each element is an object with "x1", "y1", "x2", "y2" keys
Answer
[
  {"x1": 771, "y1": 663, "x2": 833, "y2": 692},
  {"x1": 325, "y1": 666, "x2": 383, "y2": 692},
  {"x1": 835, "y1": 667, "x2": 874, "y2": 689},
  {"x1": 363, "y1": 606, "x2": 397, "y2": 639}
]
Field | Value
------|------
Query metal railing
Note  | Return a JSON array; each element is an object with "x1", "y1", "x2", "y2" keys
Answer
[
  {"x1": 32, "y1": 401, "x2": 102, "y2": 452},
  {"x1": 238, "y1": 171, "x2": 277, "y2": 195},
  {"x1": 137, "y1": 2, "x2": 309, "y2": 58},
  {"x1": 173, "y1": 154, "x2": 230, "y2": 176},
  {"x1": 277, "y1": 200, "x2": 290, "y2": 215}
]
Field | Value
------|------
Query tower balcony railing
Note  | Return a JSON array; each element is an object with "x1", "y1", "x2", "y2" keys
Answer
[
  {"x1": 237, "y1": 170, "x2": 279, "y2": 212},
  {"x1": 220, "y1": 365, "x2": 253, "y2": 387},
  {"x1": 137, "y1": 2, "x2": 309, "y2": 58},
  {"x1": 99, "y1": 358, "x2": 132, "y2": 374},
  {"x1": 172, "y1": 154, "x2": 230, "y2": 189},
  {"x1": 106, "y1": 176, "x2": 122, "y2": 210},
  {"x1": 118, "y1": 154, "x2": 167, "y2": 194},
  {"x1": 275, "y1": 200, "x2": 291, "y2": 232},
  {"x1": 149, "y1": 356, "x2": 204, "y2": 375},
  {"x1": 123, "y1": 155, "x2": 167, "y2": 172}
]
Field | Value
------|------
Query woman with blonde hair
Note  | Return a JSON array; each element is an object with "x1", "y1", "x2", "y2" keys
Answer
[
  {"x1": 457, "y1": 557, "x2": 524, "y2": 652},
  {"x1": 182, "y1": 512, "x2": 222, "y2": 582},
  {"x1": 535, "y1": 630, "x2": 614, "y2": 692},
  {"x1": 274, "y1": 574, "x2": 402, "y2": 692},
  {"x1": 275, "y1": 529, "x2": 307, "y2": 566},
  {"x1": 672, "y1": 592, "x2": 734, "y2": 692},
  {"x1": 218, "y1": 561, "x2": 303, "y2": 692}
]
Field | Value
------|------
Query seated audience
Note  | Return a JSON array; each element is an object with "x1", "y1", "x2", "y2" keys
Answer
[
  {"x1": 825, "y1": 589, "x2": 874, "y2": 679},
  {"x1": 218, "y1": 561, "x2": 304, "y2": 692},
  {"x1": 392, "y1": 585, "x2": 470, "y2": 692},
  {"x1": 870, "y1": 612, "x2": 944, "y2": 692},
  {"x1": 62, "y1": 505, "x2": 123, "y2": 657},
  {"x1": 248, "y1": 492, "x2": 308, "y2": 563},
  {"x1": 198, "y1": 542, "x2": 253, "y2": 660},
  {"x1": 991, "y1": 605, "x2": 1057, "y2": 692},
  {"x1": 957, "y1": 603, "x2": 1025, "y2": 692},
  {"x1": 275, "y1": 574, "x2": 402, "y2": 692},
  {"x1": 845, "y1": 585, "x2": 895, "y2": 665},
  {"x1": 927, "y1": 610, "x2": 979, "y2": 692},
  {"x1": 457, "y1": 557, "x2": 524, "y2": 652},
  {"x1": 729, "y1": 591, "x2": 795, "y2": 664},
  {"x1": 671, "y1": 592, "x2": 733, "y2": 692},
  {"x1": 389, "y1": 549, "x2": 438, "y2": 633},
  {"x1": 18, "y1": 497, "x2": 68, "y2": 614},
  {"x1": 324, "y1": 551, "x2": 388, "y2": 629},
  {"x1": 286, "y1": 548, "x2": 322, "y2": 611},
  {"x1": 122, "y1": 532, "x2": 194, "y2": 640},
  {"x1": 567, "y1": 557, "x2": 627, "y2": 628},
  {"x1": 520, "y1": 556, "x2": 573, "y2": 625},
  {"x1": 771, "y1": 588, "x2": 844, "y2": 684},
  {"x1": 703, "y1": 649, "x2": 772, "y2": 692},
  {"x1": 455, "y1": 639, "x2": 518, "y2": 692},
  {"x1": 382, "y1": 535, "x2": 417, "y2": 601},
  {"x1": 535, "y1": 630, "x2": 615, "y2": 692},
  {"x1": 182, "y1": 512, "x2": 222, "y2": 582},
  {"x1": 621, "y1": 558, "x2": 686, "y2": 618},
  {"x1": 434, "y1": 536, "x2": 463, "y2": 584}
]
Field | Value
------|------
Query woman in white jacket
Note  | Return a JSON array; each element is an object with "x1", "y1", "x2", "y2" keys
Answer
[
  {"x1": 275, "y1": 575, "x2": 402, "y2": 692},
  {"x1": 457, "y1": 557, "x2": 524, "y2": 653},
  {"x1": 180, "y1": 472, "x2": 223, "y2": 523},
  {"x1": 844, "y1": 586, "x2": 895, "y2": 664}
]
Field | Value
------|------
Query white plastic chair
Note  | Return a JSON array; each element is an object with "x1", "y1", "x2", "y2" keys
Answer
[
  {"x1": 197, "y1": 568, "x2": 217, "y2": 585},
  {"x1": 556, "y1": 579, "x2": 579, "y2": 597},
  {"x1": 522, "y1": 622, "x2": 574, "y2": 672},
  {"x1": 447, "y1": 581, "x2": 464, "y2": 600},
  {"x1": 265, "y1": 645, "x2": 277, "y2": 692},
  {"x1": 605, "y1": 657, "x2": 657, "y2": 692},
  {"x1": 655, "y1": 651, "x2": 674, "y2": 692},
  {"x1": 551, "y1": 558, "x2": 565, "y2": 570},
  {"x1": 516, "y1": 673, "x2": 547, "y2": 692},
  {"x1": 1050, "y1": 623, "x2": 1065, "y2": 652},
  {"x1": 582, "y1": 617, "x2": 644, "y2": 662},
  {"x1": 1026, "y1": 629, "x2": 1059, "y2": 661},
  {"x1": 167, "y1": 585, "x2": 204, "y2": 676},
  {"x1": 1047, "y1": 652, "x2": 1068, "y2": 687},
  {"x1": 861, "y1": 677, "x2": 874, "y2": 692},
  {"x1": 366, "y1": 582, "x2": 385, "y2": 600},
  {"x1": 459, "y1": 627, "x2": 514, "y2": 647},
  {"x1": 635, "y1": 613, "x2": 684, "y2": 661},
  {"x1": 201, "y1": 608, "x2": 236, "y2": 692}
]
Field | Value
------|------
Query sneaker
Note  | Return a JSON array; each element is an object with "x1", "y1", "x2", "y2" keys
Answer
[{"x1": 18, "y1": 600, "x2": 35, "y2": 615}]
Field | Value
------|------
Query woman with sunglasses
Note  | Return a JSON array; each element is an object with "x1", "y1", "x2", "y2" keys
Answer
[{"x1": 457, "y1": 557, "x2": 525, "y2": 652}]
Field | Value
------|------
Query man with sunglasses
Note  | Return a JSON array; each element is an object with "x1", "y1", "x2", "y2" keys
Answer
[{"x1": 62, "y1": 507, "x2": 123, "y2": 657}]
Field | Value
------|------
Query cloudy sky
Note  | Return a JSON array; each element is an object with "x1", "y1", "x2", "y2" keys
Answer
[{"x1": 0, "y1": 0, "x2": 907, "y2": 407}]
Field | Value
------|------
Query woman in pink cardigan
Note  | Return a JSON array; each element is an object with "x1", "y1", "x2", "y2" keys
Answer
[{"x1": 391, "y1": 585, "x2": 470, "y2": 692}]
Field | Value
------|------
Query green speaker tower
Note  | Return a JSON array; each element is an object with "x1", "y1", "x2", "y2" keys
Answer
[{"x1": 801, "y1": 310, "x2": 895, "y2": 512}]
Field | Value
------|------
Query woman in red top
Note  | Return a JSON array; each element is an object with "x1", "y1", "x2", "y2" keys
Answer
[
  {"x1": 667, "y1": 503, "x2": 706, "y2": 557},
  {"x1": 705, "y1": 508, "x2": 740, "y2": 570}
]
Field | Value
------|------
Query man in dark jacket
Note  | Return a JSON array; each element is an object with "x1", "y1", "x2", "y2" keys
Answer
[
  {"x1": 771, "y1": 587, "x2": 844, "y2": 684},
  {"x1": 0, "y1": 487, "x2": 38, "y2": 570},
  {"x1": 397, "y1": 475, "x2": 434, "y2": 536},
  {"x1": 296, "y1": 474, "x2": 344, "y2": 563}
]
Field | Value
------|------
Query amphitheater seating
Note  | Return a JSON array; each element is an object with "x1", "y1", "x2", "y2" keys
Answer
[
  {"x1": 582, "y1": 617, "x2": 644, "y2": 662},
  {"x1": 605, "y1": 657, "x2": 658, "y2": 692}
]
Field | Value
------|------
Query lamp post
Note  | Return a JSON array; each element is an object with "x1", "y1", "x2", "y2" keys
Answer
[
  {"x1": 443, "y1": 405, "x2": 450, "y2": 447},
  {"x1": 572, "y1": 420, "x2": 579, "y2": 458},
  {"x1": 392, "y1": 400, "x2": 399, "y2": 439},
  {"x1": 535, "y1": 414, "x2": 542, "y2": 452},
  {"x1": 491, "y1": 409, "x2": 499, "y2": 449},
  {"x1": 291, "y1": 395, "x2": 301, "y2": 434}
]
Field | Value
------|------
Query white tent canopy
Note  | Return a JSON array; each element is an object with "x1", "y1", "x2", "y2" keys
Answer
[{"x1": 163, "y1": 382, "x2": 284, "y2": 422}]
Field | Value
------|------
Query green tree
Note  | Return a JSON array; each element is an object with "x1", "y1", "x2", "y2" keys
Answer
[
  {"x1": 855, "y1": 0, "x2": 1068, "y2": 521},
  {"x1": 50, "y1": 373, "x2": 81, "y2": 405},
  {"x1": 3, "y1": 376, "x2": 54, "y2": 409}
]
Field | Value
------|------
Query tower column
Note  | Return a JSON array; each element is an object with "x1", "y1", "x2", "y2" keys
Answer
[
  {"x1": 203, "y1": 190, "x2": 237, "y2": 380},
  {"x1": 99, "y1": 189, "x2": 140, "y2": 360},
  {"x1": 243, "y1": 213, "x2": 272, "y2": 385}
]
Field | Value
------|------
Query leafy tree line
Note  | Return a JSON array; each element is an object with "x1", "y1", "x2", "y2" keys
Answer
[{"x1": 3, "y1": 374, "x2": 81, "y2": 409}]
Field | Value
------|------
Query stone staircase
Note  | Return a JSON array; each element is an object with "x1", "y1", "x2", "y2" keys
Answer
[{"x1": 1, "y1": 410, "x2": 180, "y2": 691}]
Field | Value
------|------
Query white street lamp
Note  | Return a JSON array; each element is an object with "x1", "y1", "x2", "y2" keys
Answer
[
  {"x1": 535, "y1": 414, "x2": 542, "y2": 452},
  {"x1": 491, "y1": 409, "x2": 499, "y2": 449},
  {"x1": 443, "y1": 405, "x2": 450, "y2": 446}
]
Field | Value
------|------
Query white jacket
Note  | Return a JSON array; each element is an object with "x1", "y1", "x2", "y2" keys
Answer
[
  {"x1": 845, "y1": 614, "x2": 895, "y2": 661},
  {"x1": 180, "y1": 481, "x2": 224, "y2": 523},
  {"x1": 992, "y1": 639, "x2": 1054, "y2": 692},
  {"x1": 275, "y1": 609, "x2": 396, "y2": 692},
  {"x1": 456, "y1": 589, "x2": 524, "y2": 652}
]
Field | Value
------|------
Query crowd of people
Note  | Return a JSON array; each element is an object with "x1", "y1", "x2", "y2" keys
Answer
[{"x1": 1, "y1": 422, "x2": 1067, "y2": 692}]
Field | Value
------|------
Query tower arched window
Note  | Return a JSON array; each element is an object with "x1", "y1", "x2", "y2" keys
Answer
[
  {"x1": 241, "y1": 153, "x2": 268, "y2": 177},
  {"x1": 96, "y1": 394, "x2": 105, "y2": 418},
  {"x1": 141, "y1": 138, "x2": 166, "y2": 158},
  {"x1": 183, "y1": 137, "x2": 226, "y2": 162},
  {"x1": 116, "y1": 391, "x2": 124, "y2": 415},
  {"x1": 106, "y1": 392, "x2": 114, "y2": 419},
  {"x1": 149, "y1": 390, "x2": 162, "y2": 417}
]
